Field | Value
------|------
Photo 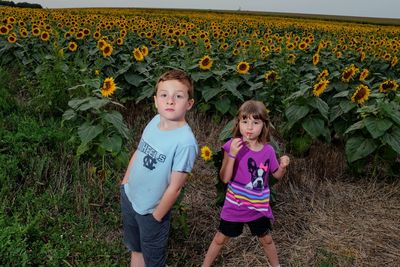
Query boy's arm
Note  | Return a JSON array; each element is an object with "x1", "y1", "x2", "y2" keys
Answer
[
  {"x1": 121, "y1": 150, "x2": 137, "y2": 184},
  {"x1": 272, "y1": 155, "x2": 290, "y2": 180},
  {"x1": 152, "y1": 171, "x2": 188, "y2": 222}
]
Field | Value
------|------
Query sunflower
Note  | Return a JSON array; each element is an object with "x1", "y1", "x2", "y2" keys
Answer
[
  {"x1": 317, "y1": 69, "x2": 329, "y2": 80},
  {"x1": 40, "y1": 31, "x2": 50, "y2": 42},
  {"x1": 0, "y1": 25, "x2": 9, "y2": 35},
  {"x1": 379, "y1": 80, "x2": 398, "y2": 93},
  {"x1": 140, "y1": 45, "x2": 149, "y2": 57},
  {"x1": 116, "y1": 37, "x2": 124, "y2": 46},
  {"x1": 264, "y1": 70, "x2": 279, "y2": 82},
  {"x1": 7, "y1": 35, "x2": 16, "y2": 44},
  {"x1": 178, "y1": 39, "x2": 185, "y2": 48},
  {"x1": 359, "y1": 51, "x2": 366, "y2": 62},
  {"x1": 200, "y1": 146, "x2": 213, "y2": 161},
  {"x1": 93, "y1": 31, "x2": 101, "y2": 40},
  {"x1": 19, "y1": 29, "x2": 28, "y2": 38},
  {"x1": 68, "y1": 41, "x2": 78, "y2": 52},
  {"x1": 198, "y1": 55, "x2": 213, "y2": 71},
  {"x1": 101, "y1": 77, "x2": 117, "y2": 97},
  {"x1": 359, "y1": 69, "x2": 369, "y2": 81},
  {"x1": 64, "y1": 32, "x2": 71, "y2": 39},
  {"x1": 390, "y1": 55, "x2": 398, "y2": 68},
  {"x1": 97, "y1": 39, "x2": 107, "y2": 51},
  {"x1": 351, "y1": 84, "x2": 370, "y2": 104},
  {"x1": 287, "y1": 53, "x2": 296, "y2": 64},
  {"x1": 336, "y1": 52, "x2": 343, "y2": 59},
  {"x1": 236, "y1": 61, "x2": 250, "y2": 75},
  {"x1": 341, "y1": 64, "x2": 359, "y2": 82},
  {"x1": 299, "y1": 41, "x2": 308, "y2": 50},
  {"x1": 312, "y1": 79, "x2": 329, "y2": 97},
  {"x1": 102, "y1": 44, "x2": 113, "y2": 57},
  {"x1": 312, "y1": 53, "x2": 320, "y2": 65},
  {"x1": 133, "y1": 48, "x2": 144, "y2": 61},
  {"x1": 32, "y1": 28, "x2": 41, "y2": 37},
  {"x1": 232, "y1": 48, "x2": 240, "y2": 56}
]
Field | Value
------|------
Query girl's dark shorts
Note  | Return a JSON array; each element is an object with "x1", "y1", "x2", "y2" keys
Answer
[{"x1": 219, "y1": 216, "x2": 272, "y2": 238}]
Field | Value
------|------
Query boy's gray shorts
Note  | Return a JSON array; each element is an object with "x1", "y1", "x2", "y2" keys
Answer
[{"x1": 120, "y1": 185, "x2": 171, "y2": 267}]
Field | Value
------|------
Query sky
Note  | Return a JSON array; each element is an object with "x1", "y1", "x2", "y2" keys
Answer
[{"x1": 15, "y1": 0, "x2": 400, "y2": 19}]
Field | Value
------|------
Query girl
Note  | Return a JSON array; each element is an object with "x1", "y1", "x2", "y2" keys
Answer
[{"x1": 203, "y1": 100, "x2": 290, "y2": 267}]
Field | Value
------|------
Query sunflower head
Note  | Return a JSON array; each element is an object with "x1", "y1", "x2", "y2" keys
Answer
[
  {"x1": 199, "y1": 55, "x2": 213, "y2": 71},
  {"x1": 133, "y1": 48, "x2": 144, "y2": 61},
  {"x1": 341, "y1": 64, "x2": 359, "y2": 82},
  {"x1": 351, "y1": 84, "x2": 370, "y2": 105},
  {"x1": 312, "y1": 53, "x2": 320, "y2": 65},
  {"x1": 359, "y1": 69, "x2": 369, "y2": 81},
  {"x1": 264, "y1": 70, "x2": 279, "y2": 82},
  {"x1": 101, "y1": 77, "x2": 117, "y2": 97},
  {"x1": 379, "y1": 80, "x2": 398, "y2": 93},
  {"x1": 102, "y1": 43, "x2": 113, "y2": 58},
  {"x1": 317, "y1": 69, "x2": 329, "y2": 80},
  {"x1": 68, "y1": 41, "x2": 78, "y2": 52},
  {"x1": 236, "y1": 61, "x2": 250, "y2": 75},
  {"x1": 312, "y1": 79, "x2": 330, "y2": 97},
  {"x1": 200, "y1": 146, "x2": 213, "y2": 161}
]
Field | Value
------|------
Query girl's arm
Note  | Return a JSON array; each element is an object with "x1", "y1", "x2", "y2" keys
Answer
[
  {"x1": 219, "y1": 138, "x2": 243, "y2": 184},
  {"x1": 121, "y1": 150, "x2": 137, "y2": 184},
  {"x1": 272, "y1": 155, "x2": 290, "y2": 180}
]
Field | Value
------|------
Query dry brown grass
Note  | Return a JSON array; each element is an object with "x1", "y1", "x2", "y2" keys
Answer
[{"x1": 124, "y1": 107, "x2": 400, "y2": 266}]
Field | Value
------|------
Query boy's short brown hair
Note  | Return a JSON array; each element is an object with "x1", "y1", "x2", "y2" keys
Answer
[{"x1": 155, "y1": 69, "x2": 194, "y2": 99}]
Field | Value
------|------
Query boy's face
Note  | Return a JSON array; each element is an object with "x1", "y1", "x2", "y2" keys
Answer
[{"x1": 154, "y1": 79, "x2": 194, "y2": 123}]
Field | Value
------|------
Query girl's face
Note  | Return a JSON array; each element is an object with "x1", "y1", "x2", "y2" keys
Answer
[{"x1": 239, "y1": 115, "x2": 264, "y2": 142}]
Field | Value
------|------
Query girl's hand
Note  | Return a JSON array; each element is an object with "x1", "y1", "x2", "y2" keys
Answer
[
  {"x1": 229, "y1": 138, "x2": 244, "y2": 157},
  {"x1": 279, "y1": 155, "x2": 290, "y2": 168}
]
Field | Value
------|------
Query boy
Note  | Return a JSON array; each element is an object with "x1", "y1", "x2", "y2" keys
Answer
[{"x1": 120, "y1": 69, "x2": 198, "y2": 267}]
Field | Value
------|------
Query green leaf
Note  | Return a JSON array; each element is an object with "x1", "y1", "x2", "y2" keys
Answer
[
  {"x1": 84, "y1": 78, "x2": 101, "y2": 89},
  {"x1": 215, "y1": 97, "x2": 231, "y2": 114},
  {"x1": 78, "y1": 98, "x2": 109, "y2": 111},
  {"x1": 364, "y1": 117, "x2": 393, "y2": 139},
  {"x1": 62, "y1": 109, "x2": 76, "y2": 122},
  {"x1": 136, "y1": 84, "x2": 154, "y2": 103},
  {"x1": 345, "y1": 136, "x2": 377, "y2": 163},
  {"x1": 301, "y1": 117, "x2": 325, "y2": 139},
  {"x1": 202, "y1": 86, "x2": 223, "y2": 102},
  {"x1": 99, "y1": 134, "x2": 122, "y2": 153},
  {"x1": 219, "y1": 119, "x2": 234, "y2": 141},
  {"x1": 103, "y1": 111, "x2": 130, "y2": 139},
  {"x1": 308, "y1": 97, "x2": 329, "y2": 120},
  {"x1": 285, "y1": 105, "x2": 310, "y2": 129},
  {"x1": 191, "y1": 72, "x2": 213, "y2": 82},
  {"x1": 345, "y1": 120, "x2": 365, "y2": 134},
  {"x1": 76, "y1": 143, "x2": 89, "y2": 157},
  {"x1": 333, "y1": 90, "x2": 350, "y2": 98},
  {"x1": 381, "y1": 102, "x2": 400, "y2": 126},
  {"x1": 329, "y1": 105, "x2": 343, "y2": 122},
  {"x1": 68, "y1": 97, "x2": 91, "y2": 109},
  {"x1": 381, "y1": 127, "x2": 400, "y2": 154},
  {"x1": 249, "y1": 82, "x2": 264, "y2": 91},
  {"x1": 339, "y1": 100, "x2": 357, "y2": 113},
  {"x1": 124, "y1": 72, "x2": 144, "y2": 87},
  {"x1": 222, "y1": 79, "x2": 243, "y2": 101},
  {"x1": 78, "y1": 123, "x2": 103, "y2": 145}
]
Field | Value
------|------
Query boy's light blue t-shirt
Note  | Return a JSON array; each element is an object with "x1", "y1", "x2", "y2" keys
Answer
[{"x1": 124, "y1": 114, "x2": 198, "y2": 215}]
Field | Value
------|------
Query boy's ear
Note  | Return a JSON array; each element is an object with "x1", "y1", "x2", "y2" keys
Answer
[
  {"x1": 187, "y1": 98, "x2": 194, "y2": 110},
  {"x1": 154, "y1": 95, "x2": 158, "y2": 109}
]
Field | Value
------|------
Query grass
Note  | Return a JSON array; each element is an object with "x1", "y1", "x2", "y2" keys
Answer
[{"x1": 1, "y1": 66, "x2": 399, "y2": 266}]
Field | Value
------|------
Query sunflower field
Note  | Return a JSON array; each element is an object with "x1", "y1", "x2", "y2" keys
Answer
[{"x1": 1, "y1": 6, "x2": 400, "y2": 265}]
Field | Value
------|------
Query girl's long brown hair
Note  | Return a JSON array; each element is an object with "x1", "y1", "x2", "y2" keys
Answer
[{"x1": 232, "y1": 100, "x2": 270, "y2": 143}]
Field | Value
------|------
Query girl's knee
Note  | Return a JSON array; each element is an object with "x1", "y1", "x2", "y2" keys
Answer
[
  {"x1": 213, "y1": 232, "x2": 230, "y2": 246},
  {"x1": 259, "y1": 234, "x2": 273, "y2": 246}
]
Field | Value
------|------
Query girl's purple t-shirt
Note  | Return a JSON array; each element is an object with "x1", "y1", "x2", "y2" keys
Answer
[{"x1": 220, "y1": 138, "x2": 279, "y2": 222}]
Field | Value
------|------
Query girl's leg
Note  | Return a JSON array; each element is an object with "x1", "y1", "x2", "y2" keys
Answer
[
  {"x1": 202, "y1": 231, "x2": 230, "y2": 267},
  {"x1": 130, "y1": 251, "x2": 145, "y2": 267},
  {"x1": 258, "y1": 234, "x2": 279, "y2": 267}
]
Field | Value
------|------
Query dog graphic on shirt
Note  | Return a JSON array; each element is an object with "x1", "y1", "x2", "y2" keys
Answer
[{"x1": 245, "y1": 158, "x2": 269, "y2": 190}]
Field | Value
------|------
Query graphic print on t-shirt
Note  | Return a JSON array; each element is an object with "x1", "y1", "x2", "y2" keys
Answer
[
  {"x1": 137, "y1": 139, "x2": 166, "y2": 170},
  {"x1": 245, "y1": 157, "x2": 270, "y2": 190}
]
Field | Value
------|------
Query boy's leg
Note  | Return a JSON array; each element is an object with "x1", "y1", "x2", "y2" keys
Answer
[
  {"x1": 258, "y1": 234, "x2": 279, "y2": 267},
  {"x1": 202, "y1": 231, "x2": 230, "y2": 267},
  {"x1": 130, "y1": 252, "x2": 144, "y2": 267},
  {"x1": 120, "y1": 185, "x2": 143, "y2": 266},
  {"x1": 137, "y1": 213, "x2": 171, "y2": 267}
]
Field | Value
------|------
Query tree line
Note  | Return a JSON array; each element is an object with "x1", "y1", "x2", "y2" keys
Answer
[{"x1": 0, "y1": 0, "x2": 42, "y2": 8}]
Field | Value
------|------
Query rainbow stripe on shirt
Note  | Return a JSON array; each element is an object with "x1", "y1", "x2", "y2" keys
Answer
[{"x1": 225, "y1": 182, "x2": 270, "y2": 212}]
